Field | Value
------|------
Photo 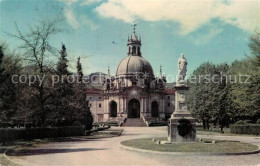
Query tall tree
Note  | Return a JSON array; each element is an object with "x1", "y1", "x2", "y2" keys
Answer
[
  {"x1": 57, "y1": 44, "x2": 69, "y2": 75},
  {"x1": 74, "y1": 57, "x2": 93, "y2": 129},
  {"x1": 249, "y1": 31, "x2": 260, "y2": 66},
  {"x1": 51, "y1": 44, "x2": 75, "y2": 126},
  {"x1": 8, "y1": 19, "x2": 61, "y2": 127},
  {"x1": 0, "y1": 45, "x2": 22, "y2": 127},
  {"x1": 187, "y1": 62, "x2": 231, "y2": 130},
  {"x1": 0, "y1": 46, "x2": 6, "y2": 96}
]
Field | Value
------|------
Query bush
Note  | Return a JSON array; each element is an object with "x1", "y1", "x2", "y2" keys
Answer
[
  {"x1": 230, "y1": 124, "x2": 260, "y2": 135},
  {"x1": 0, "y1": 126, "x2": 85, "y2": 144},
  {"x1": 235, "y1": 120, "x2": 252, "y2": 125},
  {"x1": 72, "y1": 121, "x2": 82, "y2": 126},
  {"x1": 256, "y1": 119, "x2": 260, "y2": 124}
]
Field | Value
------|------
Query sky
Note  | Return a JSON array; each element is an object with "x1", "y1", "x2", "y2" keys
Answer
[{"x1": 0, "y1": 0, "x2": 259, "y2": 82}]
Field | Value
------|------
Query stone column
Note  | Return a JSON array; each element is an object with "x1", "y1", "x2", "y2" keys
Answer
[
  {"x1": 140, "y1": 97, "x2": 144, "y2": 117},
  {"x1": 124, "y1": 97, "x2": 127, "y2": 118},
  {"x1": 168, "y1": 85, "x2": 196, "y2": 142},
  {"x1": 103, "y1": 96, "x2": 109, "y2": 121}
]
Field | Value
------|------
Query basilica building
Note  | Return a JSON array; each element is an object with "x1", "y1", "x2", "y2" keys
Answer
[{"x1": 86, "y1": 27, "x2": 175, "y2": 126}]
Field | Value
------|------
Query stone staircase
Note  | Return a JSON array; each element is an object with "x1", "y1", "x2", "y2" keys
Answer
[{"x1": 122, "y1": 118, "x2": 147, "y2": 127}]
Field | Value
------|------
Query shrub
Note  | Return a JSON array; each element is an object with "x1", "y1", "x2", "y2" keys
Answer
[
  {"x1": 256, "y1": 119, "x2": 260, "y2": 124},
  {"x1": 72, "y1": 121, "x2": 82, "y2": 126},
  {"x1": 0, "y1": 126, "x2": 85, "y2": 144},
  {"x1": 235, "y1": 120, "x2": 252, "y2": 125},
  {"x1": 230, "y1": 124, "x2": 260, "y2": 135}
]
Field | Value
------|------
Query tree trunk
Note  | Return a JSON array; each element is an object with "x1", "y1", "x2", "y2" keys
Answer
[{"x1": 202, "y1": 119, "x2": 206, "y2": 129}]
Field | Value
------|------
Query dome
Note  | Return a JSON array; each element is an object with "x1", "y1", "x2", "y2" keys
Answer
[{"x1": 116, "y1": 56, "x2": 154, "y2": 76}]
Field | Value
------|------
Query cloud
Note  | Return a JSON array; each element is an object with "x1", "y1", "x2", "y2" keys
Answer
[
  {"x1": 81, "y1": 0, "x2": 102, "y2": 6},
  {"x1": 59, "y1": 0, "x2": 78, "y2": 5},
  {"x1": 216, "y1": 1, "x2": 260, "y2": 33},
  {"x1": 64, "y1": 8, "x2": 79, "y2": 29},
  {"x1": 60, "y1": 0, "x2": 99, "y2": 30},
  {"x1": 59, "y1": 0, "x2": 101, "y2": 6},
  {"x1": 95, "y1": 0, "x2": 260, "y2": 35}
]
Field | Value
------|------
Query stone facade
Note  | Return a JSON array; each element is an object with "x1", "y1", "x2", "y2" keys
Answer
[{"x1": 87, "y1": 27, "x2": 175, "y2": 126}]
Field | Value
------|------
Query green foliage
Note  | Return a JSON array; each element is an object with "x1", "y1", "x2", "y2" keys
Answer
[
  {"x1": 57, "y1": 44, "x2": 69, "y2": 75},
  {"x1": 235, "y1": 120, "x2": 252, "y2": 125},
  {"x1": 187, "y1": 62, "x2": 230, "y2": 129},
  {"x1": 1, "y1": 20, "x2": 93, "y2": 129},
  {"x1": 187, "y1": 32, "x2": 260, "y2": 128},
  {"x1": 74, "y1": 57, "x2": 93, "y2": 130},
  {"x1": 0, "y1": 45, "x2": 23, "y2": 127},
  {"x1": 50, "y1": 44, "x2": 76, "y2": 126},
  {"x1": 0, "y1": 126, "x2": 85, "y2": 143},
  {"x1": 230, "y1": 124, "x2": 260, "y2": 135},
  {"x1": 249, "y1": 31, "x2": 260, "y2": 66}
]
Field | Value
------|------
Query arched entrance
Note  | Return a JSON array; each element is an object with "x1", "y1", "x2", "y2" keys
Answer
[
  {"x1": 151, "y1": 101, "x2": 159, "y2": 117},
  {"x1": 128, "y1": 99, "x2": 140, "y2": 118},
  {"x1": 110, "y1": 101, "x2": 117, "y2": 117}
]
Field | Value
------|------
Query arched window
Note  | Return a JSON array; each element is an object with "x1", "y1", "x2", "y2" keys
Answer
[
  {"x1": 132, "y1": 46, "x2": 136, "y2": 55},
  {"x1": 128, "y1": 47, "x2": 131, "y2": 54},
  {"x1": 137, "y1": 47, "x2": 140, "y2": 55},
  {"x1": 151, "y1": 101, "x2": 159, "y2": 117},
  {"x1": 110, "y1": 101, "x2": 117, "y2": 117}
]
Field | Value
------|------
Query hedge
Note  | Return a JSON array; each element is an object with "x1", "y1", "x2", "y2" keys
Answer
[
  {"x1": 230, "y1": 124, "x2": 260, "y2": 135},
  {"x1": 0, "y1": 126, "x2": 85, "y2": 143}
]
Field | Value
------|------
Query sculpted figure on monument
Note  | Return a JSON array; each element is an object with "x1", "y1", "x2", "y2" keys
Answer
[{"x1": 177, "y1": 53, "x2": 187, "y2": 84}]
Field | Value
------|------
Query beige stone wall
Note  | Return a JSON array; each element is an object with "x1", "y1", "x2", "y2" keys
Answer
[
  {"x1": 165, "y1": 94, "x2": 175, "y2": 113},
  {"x1": 87, "y1": 90, "x2": 175, "y2": 122},
  {"x1": 87, "y1": 94, "x2": 104, "y2": 122}
]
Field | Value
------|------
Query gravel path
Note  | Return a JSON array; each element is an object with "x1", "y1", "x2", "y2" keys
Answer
[{"x1": 7, "y1": 127, "x2": 260, "y2": 166}]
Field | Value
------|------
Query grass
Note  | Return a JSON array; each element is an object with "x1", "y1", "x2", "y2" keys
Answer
[
  {"x1": 197, "y1": 129, "x2": 259, "y2": 137},
  {"x1": 121, "y1": 137, "x2": 259, "y2": 153}
]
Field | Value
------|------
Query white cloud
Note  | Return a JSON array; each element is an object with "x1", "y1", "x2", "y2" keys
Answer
[
  {"x1": 59, "y1": 0, "x2": 101, "y2": 6},
  {"x1": 81, "y1": 0, "x2": 102, "y2": 6},
  {"x1": 60, "y1": 0, "x2": 100, "y2": 30},
  {"x1": 95, "y1": 0, "x2": 260, "y2": 35},
  {"x1": 64, "y1": 8, "x2": 79, "y2": 29},
  {"x1": 216, "y1": 1, "x2": 260, "y2": 33}
]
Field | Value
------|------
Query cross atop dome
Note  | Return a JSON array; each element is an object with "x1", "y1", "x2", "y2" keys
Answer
[{"x1": 132, "y1": 23, "x2": 137, "y2": 33}]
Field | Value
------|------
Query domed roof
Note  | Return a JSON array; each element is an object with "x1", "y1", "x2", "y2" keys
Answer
[{"x1": 116, "y1": 56, "x2": 154, "y2": 76}]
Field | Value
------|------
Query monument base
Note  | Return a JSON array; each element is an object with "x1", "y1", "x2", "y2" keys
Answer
[
  {"x1": 168, "y1": 112, "x2": 196, "y2": 142},
  {"x1": 168, "y1": 85, "x2": 196, "y2": 143}
]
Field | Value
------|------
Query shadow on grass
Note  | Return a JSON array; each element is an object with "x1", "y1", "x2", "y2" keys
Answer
[
  {"x1": 0, "y1": 146, "x2": 10, "y2": 153},
  {"x1": 7, "y1": 148, "x2": 107, "y2": 156}
]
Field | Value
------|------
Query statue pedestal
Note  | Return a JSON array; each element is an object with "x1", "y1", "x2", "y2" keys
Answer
[{"x1": 168, "y1": 85, "x2": 196, "y2": 142}]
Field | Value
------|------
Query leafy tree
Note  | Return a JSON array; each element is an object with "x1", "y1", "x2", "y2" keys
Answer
[
  {"x1": 188, "y1": 32, "x2": 260, "y2": 128},
  {"x1": 187, "y1": 62, "x2": 230, "y2": 130},
  {"x1": 249, "y1": 31, "x2": 260, "y2": 66},
  {"x1": 0, "y1": 45, "x2": 22, "y2": 127}
]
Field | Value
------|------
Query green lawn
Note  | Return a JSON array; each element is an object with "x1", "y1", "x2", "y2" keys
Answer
[{"x1": 121, "y1": 137, "x2": 259, "y2": 153}]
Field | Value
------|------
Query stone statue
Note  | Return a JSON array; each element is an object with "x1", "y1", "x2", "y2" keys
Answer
[{"x1": 177, "y1": 53, "x2": 187, "y2": 84}]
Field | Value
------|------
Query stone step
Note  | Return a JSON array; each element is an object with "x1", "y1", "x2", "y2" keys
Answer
[{"x1": 122, "y1": 118, "x2": 147, "y2": 127}]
